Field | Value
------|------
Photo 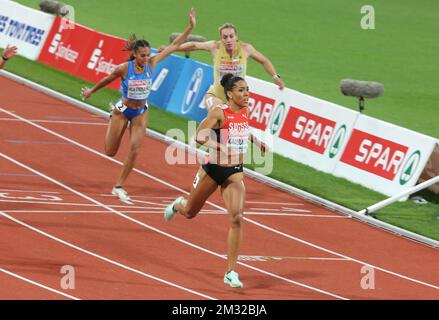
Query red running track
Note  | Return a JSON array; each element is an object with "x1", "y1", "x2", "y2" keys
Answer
[{"x1": 0, "y1": 75, "x2": 439, "y2": 300}]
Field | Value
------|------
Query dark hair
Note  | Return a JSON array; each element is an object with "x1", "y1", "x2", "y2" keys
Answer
[
  {"x1": 220, "y1": 73, "x2": 245, "y2": 100},
  {"x1": 124, "y1": 34, "x2": 150, "y2": 61}
]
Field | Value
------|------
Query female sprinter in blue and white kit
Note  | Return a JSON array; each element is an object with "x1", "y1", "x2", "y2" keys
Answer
[
  {"x1": 81, "y1": 9, "x2": 196, "y2": 201},
  {"x1": 164, "y1": 73, "x2": 267, "y2": 288}
]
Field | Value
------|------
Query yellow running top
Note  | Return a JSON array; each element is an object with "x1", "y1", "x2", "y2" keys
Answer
[{"x1": 208, "y1": 41, "x2": 247, "y2": 101}]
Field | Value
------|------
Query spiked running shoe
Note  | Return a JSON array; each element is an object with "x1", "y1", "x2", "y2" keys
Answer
[
  {"x1": 164, "y1": 196, "x2": 184, "y2": 221},
  {"x1": 224, "y1": 270, "x2": 243, "y2": 288},
  {"x1": 112, "y1": 186, "x2": 130, "y2": 202}
]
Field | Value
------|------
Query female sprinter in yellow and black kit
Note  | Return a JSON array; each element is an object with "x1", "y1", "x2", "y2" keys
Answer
[
  {"x1": 164, "y1": 73, "x2": 267, "y2": 288},
  {"x1": 171, "y1": 22, "x2": 284, "y2": 111},
  {"x1": 81, "y1": 9, "x2": 196, "y2": 201}
]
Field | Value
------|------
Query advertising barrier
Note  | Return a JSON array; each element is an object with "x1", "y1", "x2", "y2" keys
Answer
[
  {"x1": 163, "y1": 59, "x2": 213, "y2": 122},
  {"x1": 244, "y1": 78, "x2": 438, "y2": 197},
  {"x1": 415, "y1": 141, "x2": 439, "y2": 194},
  {"x1": 246, "y1": 77, "x2": 358, "y2": 174},
  {"x1": 334, "y1": 115, "x2": 437, "y2": 197},
  {"x1": 38, "y1": 16, "x2": 96, "y2": 75},
  {"x1": 148, "y1": 52, "x2": 186, "y2": 110},
  {"x1": 38, "y1": 16, "x2": 130, "y2": 90},
  {"x1": 0, "y1": 0, "x2": 55, "y2": 60},
  {"x1": 77, "y1": 32, "x2": 129, "y2": 89}
]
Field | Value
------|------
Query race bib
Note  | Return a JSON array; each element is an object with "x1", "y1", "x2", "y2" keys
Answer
[
  {"x1": 227, "y1": 122, "x2": 249, "y2": 154},
  {"x1": 127, "y1": 79, "x2": 151, "y2": 100},
  {"x1": 228, "y1": 137, "x2": 248, "y2": 154},
  {"x1": 219, "y1": 63, "x2": 245, "y2": 83}
]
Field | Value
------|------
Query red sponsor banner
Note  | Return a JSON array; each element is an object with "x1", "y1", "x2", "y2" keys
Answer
[
  {"x1": 38, "y1": 16, "x2": 96, "y2": 75},
  {"x1": 248, "y1": 92, "x2": 275, "y2": 130},
  {"x1": 77, "y1": 33, "x2": 130, "y2": 90},
  {"x1": 38, "y1": 17, "x2": 130, "y2": 90},
  {"x1": 278, "y1": 107, "x2": 336, "y2": 154},
  {"x1": 340, "y1": 129, "x2": 409, "y2": 180}
]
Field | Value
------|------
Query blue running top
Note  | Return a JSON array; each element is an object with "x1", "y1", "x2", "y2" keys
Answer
[{"x1": 121, "y1": 60, "x2": 152, "y2": 102}]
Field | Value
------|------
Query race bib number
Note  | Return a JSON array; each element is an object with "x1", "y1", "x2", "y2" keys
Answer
[
  {"x1": 228, "y1": 137, "x2": 248, "y2": 154},
  {"x1": 219, "y1": 63, "x2": 245, "y2": 84},
  {"x1": 127, "y1": 79, "x2": 151, "y2": 100},
  {"x1": 227, "y1": 122, "x2": 249, "y2": 154}
]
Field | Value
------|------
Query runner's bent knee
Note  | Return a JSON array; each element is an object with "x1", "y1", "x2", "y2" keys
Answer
[{"x1": 229, "y1": 212, "x2": 243, "y2": 227}]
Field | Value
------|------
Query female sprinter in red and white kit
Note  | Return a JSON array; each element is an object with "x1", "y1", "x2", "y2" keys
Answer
[{"x1": 164, "y1": 73, "x2": 267, "y2": 288}]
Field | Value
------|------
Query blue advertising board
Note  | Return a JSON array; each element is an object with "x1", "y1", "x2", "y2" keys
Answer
[
  {"x1": 164, "y1": 59, "x2": 213, "y2": 122},
  {"x1": 148, "y1": 50, "x2": 187, "y2": 110}
]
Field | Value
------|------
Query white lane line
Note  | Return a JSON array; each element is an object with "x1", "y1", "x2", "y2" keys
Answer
[
  {"x1": 5, "y1": 108, "x2": 439, "y2": 293},
  {"x1": 128, "y1": 199, "x2": 167, "y2": 207},
  {"x1": 0, "y1": 118, "x2": 107, "y2": 126},
  {"x1": 269, "y1": 257, "x2": 349, "y2": 261},
  {"x1": 0, "y1": 266, "x2": 80, "y2": 300},
  {"x1": 2, "y1": 210, "x2": 348, "y2": 218},
  {"x1": 0, "y1": 207, "x2": 215, "y2": 300},
  {"x1": 100, "y1": 194, "x2": 176, "y2": 199},
  {"x1": 0, "y1": 199, "x2": 160, "y2": 210},
  {"x1": 232, "y1": 255, "x2": 350, "y2": 262},
  {"x1": 247, "y1": 201, "x2": 305, "y2": 206},
  {"x1": 249, "y1": 208, "x2": 312, "y2": 213},
  {"x1": 0, "y1": 151, "x2": 347, "y2": 300},
  {"x1": 3, "y1": 210, "x2": 164, "y2": 214},
  {"x1": 0, "y1": 189, "x2": 61, "y2": 194},
  {"x1": 244, "y1": 212, "x2": 349, "y2": 218}
]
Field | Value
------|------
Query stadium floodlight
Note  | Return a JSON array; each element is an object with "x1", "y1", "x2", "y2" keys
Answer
[
  {"x1": 39, "y1": 0, "x2": 68, "y2": 16},
  {"x1": 169, "y1": 33, "x2": 207, "y2": 58},
  {"x1": 340, "y1": 79, "x2": 384, "y2": 113}
]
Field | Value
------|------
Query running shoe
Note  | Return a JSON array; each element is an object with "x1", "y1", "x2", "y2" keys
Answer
[
  {"x1": 112, "y1": 186, "x2": 130, "y2": 201},
  {"x1": 164, "y1": 196, "x2": 184, "y2": 221},
  {"x1": 224, "y1": 270, "x2": 243, "y2": 288}
]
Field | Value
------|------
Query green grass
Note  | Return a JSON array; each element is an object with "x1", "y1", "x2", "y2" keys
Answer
[
  {"x1": 7, "y1": 0, "x2": 439, "y2": 240},
  {"x1": 16, "y1": 0, "x2": 439, "y2": 137}
]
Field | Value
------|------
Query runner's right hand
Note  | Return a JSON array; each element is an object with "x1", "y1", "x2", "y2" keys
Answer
[
  {"x1": 3, "y1": 45, "x2": 18, "y2": 59},
  {"x1": 81, "y1": 87, "x2": 93, "y2": 100},
  {"x1": 157, "y1": 45, "x2": 167, "y2": 53}
]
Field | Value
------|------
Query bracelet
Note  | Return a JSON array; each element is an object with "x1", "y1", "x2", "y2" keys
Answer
[
  {"x1": 1, "y1": 55, "x2": 8, "y2": 61},
  {"x1": 273, "y1": 74, "x2": 281, "y2": 80}
]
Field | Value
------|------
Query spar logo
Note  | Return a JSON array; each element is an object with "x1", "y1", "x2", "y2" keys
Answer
[
  {"x1": 268, "y1": 102, "x2": 287, "y2": 135},
  {"x1": 181, "y1": 68, "x2": 203, "y2": 114},
  {"x1": 329, "y1": 125, "x2": 347, "y2": 159},
  {"x1": 248, "y1": 92, "x2": 275, "y2": 131},
  {"x1": 278, "y1": 107, "x2": 336, "y2": 154},
  {"x1": 340, "y1": 130, "x2": 409, "y2": 180},
  {"x1": 399, "y1": 150, "x2": 421, "y2": 185}
]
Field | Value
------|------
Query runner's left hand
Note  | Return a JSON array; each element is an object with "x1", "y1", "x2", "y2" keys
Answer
[
  {"x1": 188, "y1": 8, "x2": 196, "y2": 29},
  {"x1": 274, "y1": 77, "x2": 285, "y2": 90},
  {"x1": 2, "y1": 45, "x2": 17, "y2": 59},
  {"x1": 81, "y1": 87, "x2": 93, "y2": 100}
]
